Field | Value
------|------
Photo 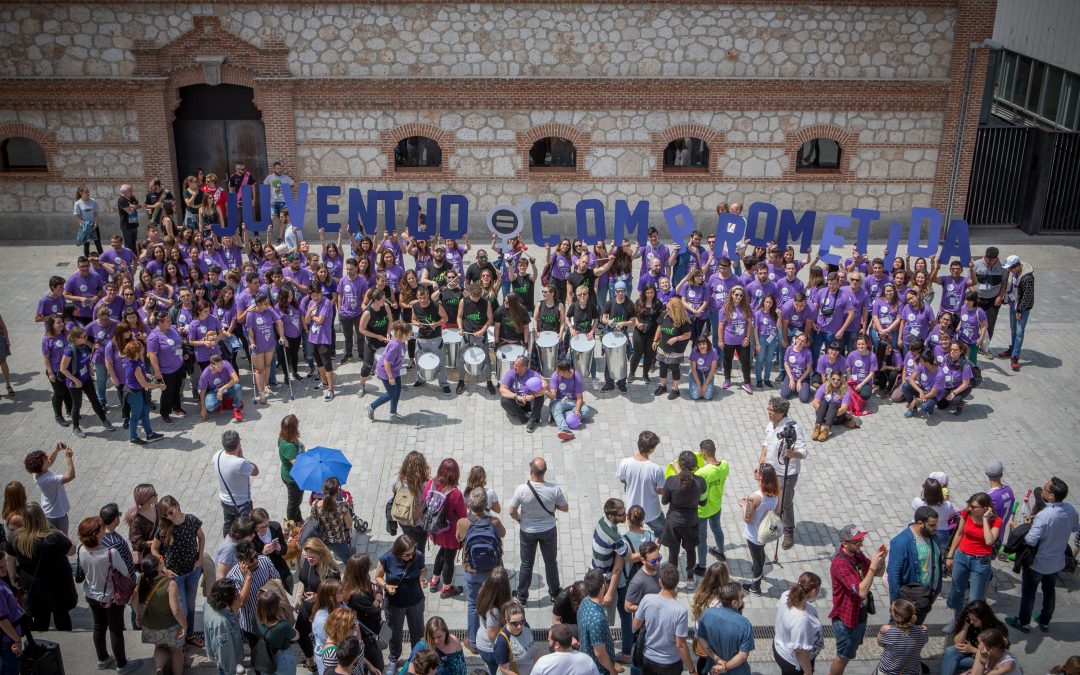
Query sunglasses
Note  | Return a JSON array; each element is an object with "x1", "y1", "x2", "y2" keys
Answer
[
  {"x1": 507, "y1": 621, "x2": 524, "y2": 627},
  {"x1": 648, "y1": 557, "x2": 662, "y2": 565}
]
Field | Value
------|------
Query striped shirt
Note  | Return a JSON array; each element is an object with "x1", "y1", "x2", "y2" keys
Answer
[
  {"x1": 226, "y1": 556, "x2": 280, "y2": 633},
  {"x1": 101, "y1": 531, "x2": 136, "y2": 580},
  {"x1": 591, "y1": 517, "x2": 628, "y2": 578}
]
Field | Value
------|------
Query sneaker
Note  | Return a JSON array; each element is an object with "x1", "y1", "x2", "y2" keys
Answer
[
  {"x1": 291, "y1": 372, "x2": 302, "y2": 381},
  {"x1": 101, "y1": 419, "x2": 116, "y2": 431},
  {"x1": 643, "y1": 376, "x2": 652, "y2": 385},
  {"x1": 721, "y1": 379, "x2": 732, "y2": 389},
  {"x1": 442, "y1": 385, "x2": 452, "y2": 395},
  {"x1": 741, "y1": 383, "x2": 753, "y2": 395},
  {"x1": 685, "y1": 577, "x2": 697, "y2": 592},
  {"x1": 1004, "y1": 616, "x2": 1030, "y2": 633},
  {"x1": 117, "y1": 661, "x2": 141, "y2": 675},
  {"x1": 147, "y1": 432, "x2": 164, "y2": 442},
  {"x1": 615, "y1": 654, "x2": 633, "y2": 665},
  {"x1": 782, "y1": 533, "x2": 794, "y2": 550},
  {"x1": 1034, "y1": 613, "x2": 1050, "y2": 632},
  {"x1": 233, "y1": 407, "x2": 244, "y2": 422},
  {"x1": 172, "y1": 408, "x2": 187, "y2": 418},
  {"x1": 526, "y1": 421, "x2": 538, "y2": 433},
  {"x1": 741, "y1": 582, "x2": 762, "y2": 596},
  {"x1": 904, "y1": 409, "x2": 915, "y2": 418},
  {"x1": 764, "y1": 380, "x2": 774, "y2": 389},
  {"x1": 129, "y1": 437, "x2": 148, "y2": 446},
  {"x1": 340, "y1": 355, "x2": 352, "y2": 365},
  {"x1": 997, "y1": 349, "x2": 1011, "y2": 358},
  {"x1": 439, "y1": 585, "x2": 462, "y2": 598},
  {"x1": 390, "y1": 413, "x2": 406, "y2": 423},
  {"x1": 600, "y1": 382, "x2": 615, "y2": 392},
  {"x1": 55, "y1": 415, "x2": 70, "y2": 427},
  {"x1": 324, "y1": 390, "x2": 335, "y2": 401},
  {"x1": 72, "y1": 426, "x2": 86, "y2": 439},
  {"x1": 1011, "y1": 357, "x2": 1020, "y2": 371},
  {"x1": 97, "y1": 656, "x2": 116, "y2": 669},
  {"x1": 161, "y1": 416, "x2": 173, "y2": 424},
  {"x1": 314, "y1": 381, "x2": 326, "y2": 391},
  {"x1": 558, "y1": 431, "x2": 575, "y2": 441},
  {"x1": 306, "y1": 369, "x2": 318, "y2": 380},
  {"x1": 357, "y1": 384, "x2": 366, "y2": 398},
  {"x1": 366, "y1": 406, "x2": 375, "y2": 421},
  {"x1": 756, "y1": 379, "x2": 764, "y2": 388},
  {"x1": 456, "y1": 380, "x2": 466, "y2": 394},
  {"x1": 617, "y1": 383, "x2": 627, "y2": 392},
  {"x1": 951, "y1": 401, "x2": 965, "y2": 416},
  {"x1": 413, "y1": 379, "x2": 425, "y2": 388},
  {"x1": 693, "y1": 565, "x2": 707, "y2": 577},
  {"x1": 653, "y1": 385, "x2": 667, "y2": 396},
  {"x1": 667, "y1": 389, "x2": 680, "y2": 400},
  {"x1": 122, "y1": 419, "x2": 129, "y2": 429},
  {"x1": 486, "y1": 381, "x2": 496, "y2": 395}
]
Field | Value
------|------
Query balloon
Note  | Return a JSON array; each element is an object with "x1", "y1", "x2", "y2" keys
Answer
[
  {"x1": 565, "y1": 411, "x2": 581, "y2": 429},
  {"x1": 525, "y1": 376, "x2": 544, "y2": 392}
]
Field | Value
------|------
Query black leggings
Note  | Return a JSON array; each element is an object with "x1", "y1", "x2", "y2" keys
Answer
[
  {"x1": 361, "y1": 338, "x2": 383, "y2": 378},
  {"x1": 723, "y1": 344, "x2": 751, "y2": 382},
  {"x1": 431, "y1": 546, "x2": 457, "y2": 587},
  {"x1": 29, "y1": 592, "x2": 72, "y2": 632},
  {"x1": 83, "y1": 236, "x2": 103, "y2": 258},
  {"x1": 71, "y1": 383, "x2": 108, "y2": 428},
  {"x1": 49, "y1": 377, "x2": 73, "y2": 418},
  {"x1": 658, "y1": 360, "x2": 681, "y2": 380},
  {"x1": 631, "y1": 328, "x2": 656, "y2": 377},
  {"x1": 747, "y1": 541, "x2": 766, "y2": 584},
  {"x1": 666, "y1": 524, "x2": 697, "y2": 576},
  {"x1": 87, "y1": 597, "x2": 128, "y2": 667},
  {"x1": 160, "y1": 369, "x2": 185, "y2": 415},
  {"x1": 282, "y1": 335, "x2": 302, "y2": 377},
  {"x1": 875, "y1": 369, "x2": 899, "y2": 392},
  {"x1": 115, "y1": 384, "x2": 131, "y2": 421},
  {"x1": 284, "y1": 479, "x2": 304, "y2": 524}
]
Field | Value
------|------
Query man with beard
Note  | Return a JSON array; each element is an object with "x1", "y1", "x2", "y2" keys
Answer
[{"x1": 421, "y1": 244, "x2": 454, "y2": 289}]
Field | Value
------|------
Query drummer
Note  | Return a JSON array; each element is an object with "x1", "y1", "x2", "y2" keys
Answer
[
  {"x1": 494, "y1": 294, "x2": 532, "y2": 354},
  {"x1": 546, "y1": 358, "x2": 596, "y2": 441},
  {"x1": 498, "y1": 354, "x2": 545, "y2": 432},
  {"x1": 565, "y1": 285, "x2": 600, "y2": 381},
  {"x1": 457, "y1": 281, "x2": 495, "y2": 395},
  {"x1": 410, "y1": 285, "x2": 450, "y2": 395},
  {"x1": 600, "y1": 281, "x2": 635, "y2": 393},
  {"x1": 357, "y1": 288, "x2": 391, "y2": 397},
  {"x1": 533, "y1": 284, "x2": 565, "y2": 345}
]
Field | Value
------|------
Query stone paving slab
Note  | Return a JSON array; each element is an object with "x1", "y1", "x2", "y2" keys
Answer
[{"x1": 0, "y1": 232, "x2": 1077, "y2": 674}]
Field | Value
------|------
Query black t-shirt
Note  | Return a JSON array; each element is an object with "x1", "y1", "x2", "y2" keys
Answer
[
  {"x1": 657, "y1": 315, "x2": 691, "y2": 354},
  {"x1": 365, "y1": 305, "x2": 390, "y2": 338},
  {"x1": 117, "y1": 195, "x2": 139, "y2": 229},
  {"x1": 144, "y1": 190, "x2": 173, "y2": 224},
  {"x1": 460, "y1": 296, "x2": 489, "y2": 333},
  {"x1": 439, "y1": 286, "x2": 463, "y2": 327},
  {"x1": 551, "y1": 588, "x2": 577, "y2": 625},
  {"x1": 662, "y1": 474, "x2": 708, "y2": 529},
  {"x1": 494, "y1": 306, "x2": 525, "y2": 343},
  {"x1": 413, "y1": 300, "x2": 442, "y2": 340},
  {"x1": 566, "y1": 269, "x2": 597, "y2": 300},
  {"x1": 536, "y1": 302, "x2": 562, "y2": 333},
  {"x1": 6, "y1": 531, "x2": 75, "y2": 602},
  {"x1": 567, "y1": 302, "x2": 599, "y2": 333},
  {"x1": 465, "y1": 262, "x2": 498, "y2": 285},
  {"x1": 183, "y1": 188, "x2": 201, "y2": 216},
  {"x1": 636, "y1": 302, "x2": 662, "y2": 332},
  {"x1": 603, "y1": 297, "x2": 636, "y2": 325},
  {"x1": 228, "y1": 171, "x2": 257, "y2": 193},
  {"x1": 425, "y1": 260, "x2": 453, "y2": 288},
  {"x1": 510, "y1": 274, "x2": 535, "y2": 310},
  {"x1": 347, "y1": 589, "x2": 383, "y2": 635}
]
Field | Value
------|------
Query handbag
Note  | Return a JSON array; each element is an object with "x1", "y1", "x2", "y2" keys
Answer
[
  {"x1": 898, "y1": 582, "x2": 935, "y2": 613},
  {"x1": 251, "y1": 627, "x2": 278, "y2": 672},
  {"x1": 76, "y1": 220, "x2": 97, "y2": 245},
  {"x1": 103, "y1": 551, "x2": 137, "y2": 607},
  {"x1": 631, "y1": 627, "x2": 646, "y2": 668},
  {"x1": 357, "y1": 615, "x2": 392, "y2": 652},
  {"x1": 74, "y1": 546, "x2": 85, "y2": 583},
  {"x1": 758, "y1": 509, "x2": 781, "y2": 545},
  {"x1": 865, "y1": 589, "x2": 877, "y2": 615},
  {"x1": 385, "y1": 496, "x2": 399, "y2": 536}
]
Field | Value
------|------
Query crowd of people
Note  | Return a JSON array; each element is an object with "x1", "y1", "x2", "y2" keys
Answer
[{"x1": 26, "y1": 178, "x2": 1040, "y2": 445}]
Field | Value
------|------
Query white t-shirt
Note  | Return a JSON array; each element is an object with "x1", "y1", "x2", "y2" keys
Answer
[
  {"x1": 509, "y1": 481, "x2": 567, "y2": 534},
  {"x1": 214, "y1": 450, "x2": 255, "y2": 506},
  {"x1": 773, "y1": 590, "x2": 823, "y2": 669},
  {"x1": 910, "y1": 497, "x2": 956, "y2": 529},
  {"x1": 532, "y1": 651, "x2": 598, "y2": 675},
  {"x1": 73, "y1": 198, "x2": 99, "y2": 222},
  {"x1": 35, "y1": 470, "x2": 70, "y2": 519},
  {"x1": 616, "y1": 456, "x2": 666, "y2": 522}
]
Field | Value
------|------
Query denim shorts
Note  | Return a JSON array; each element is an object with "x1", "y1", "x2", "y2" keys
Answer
[{"x1": 832, "y1": 617, "x2": 867, "y2": 660}]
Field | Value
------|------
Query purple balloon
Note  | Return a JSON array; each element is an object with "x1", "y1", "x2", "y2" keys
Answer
[
  {"x1": 525, "y1": 376, "x2": 544, "y2": 392},
  {"x1": 565, "y1": 411, "x2": 581, "y2": 429}
]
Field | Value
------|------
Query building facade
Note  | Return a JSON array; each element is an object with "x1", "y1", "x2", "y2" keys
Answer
[{"x1": 0, "y1": 1, "x2": 995, "y2": 239}]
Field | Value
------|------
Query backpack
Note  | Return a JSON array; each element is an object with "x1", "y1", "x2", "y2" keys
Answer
[
  {"x1": 623, "y1": 534, "x2": 642, "y2": 583},
  {"x1": 391, "y1": 484, "x2": 418, "y2": 526},
  {"x1": 419, "y1": 487, "x2": 452, "y2": 535},
  {"x1": 758, "y1": 509, "x2": 782, "y2": 545},
  {"x1": 464, "y1": 517, "x2": 503, "y2": 572}
]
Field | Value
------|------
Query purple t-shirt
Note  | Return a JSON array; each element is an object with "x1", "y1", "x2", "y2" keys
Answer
[
  {"x1": 776, "y1": 276, "x2": 805, "y2": 304},
  {"x1": 641, "y1": 243, "x2": 670, "y2": 277},
  {"x1": 61, "y1": 345, "x2": 92, "y2": 387},
  {"x1": 846, "y1": 350, "x2": 878, "y2": 382},
  {"x1": 325, "y1": 255, "x2": 344, "y2": 281},
  {"x1": 147, "y1": 327, "x2": 184, "y2": 375},
  {"x1": 681, "y1": 283, "x2": 707, "y2": 311},
  {"x1": 901, "y1": 303, "x2": 936, "y2": 345},
  {"x1": 500, "y1": 367, "x2": 541, "y2": 396},
  {"x1": 689, "y1": 348, "x2": 719, "y2": 374},
  {"x1": 814, "y1": 383, "x2": 851, "y2": 406},
  {"x1": 215, "y1": 304, "x2": 237, "y2": 332},
  {"x1": 816, "y1": 353, "x2": 844, "y2": 378},
  {"x1": 549, "y1": 371, "x2": 583, "y2": 400},
  {"x1": 221, "y1": 244, "x2": 244, "y2": 271},
  {"x1": 784, "y1": 346, "x2": 813, "y2": 380},
  {"x1": 189, "y1": 316, "x2": 222, "y2": 362},
  {"x1": 383, "y1": 264, "x2": 405, "y2": 290},
  {"x1": 707, "y1": 273, "x2": 740, "y2": 312},
  {"x1": 913, "y1": 364, "x2": 945, "y2": 399},
  {"x1": 926, "y1": 325, "x2": 953, "y2": 351},
  {"x1": 903, "y1": 351, "x2": 921, "y2": 379},
  {"x1": 245, "y1": 307, "x2": 281, "y2": 353},
  {"x1": 444, "y1": 247, "x2": 465, "y2": 276},
  {"x1": 377, "y1": 338, "x2": 406, "y2": 380},
  {"x1": 87, "y1": 319, "x2": 114, "y2": 365},
  {"x1": 199, "y1": 361, "x2": 237, "y2": 392},
  {"x1": 753, "y1": 309, "x2": 779, "y2": 341},
  {"x1": 284, "y1": 265, "x2": 312, "y2": 290},
  {"x1": 871, "y1": 299, "x2": 900, "y2": 330},
  {"x1": 306, "y1": 298, "x2": 333, "y2": 345},
  {"x1": 381, "y1": 239, "x2": 404, "y2": 267},
  {"x1": 104, "y1": 340, "x2": 124, "y2": 381},
  {"x1": 122, "y1": 356, "x2": 145, "y2": 391},
  {"x1": 279, "y1": 306, "x2": 302, "y2": 340},
  {"x1": 956, "y1": 306, "x2": 986, "y2": 345},
  {"x1": 550, "y1": 253, "x2": 572, "y2": 281},
  {"x1": 720, "y1": 307, "x2": 750, "y2": 346},
  {"x1": 745, "y1": 279, "x2": 777, "y2": 310},
  {"x1": 94, "y1": 295, "x2": 125, "y2": 321},
  {"x1": 41, "y1": 334, "x2": 68, "y2": 371},
  {"x1": 937, "y1": 275, "x2": 968, "y2": 313},
  {"x1": 862, "y1": 274, "x2": 891, "y2": 303},
  {"x1": 65, "y1": 272, "x2": 103, "y2": 319},
  {"x1": 814, "y1": 287, "x2": 853, "y2": 334},
  {"x1": 195, "y1": 250, "x2": 226, "y2": 276},
  {"x1": 941, "y1": 358, "x2": 972, "y2": 390},
  {"x1": 37, "y1": 293, "x2": 65, "y2": 320},
  {"x1": 100, "y1": 247, "x2": 136, "y2": 275},
  {"x1": 841, "y1": 285, "x2": 869, "y2": 320},
  {"x1": 780, "y1": 301, "x2": 817, "y2": 332},
  {"x1": 236, "y1": 288, "x2": 258, "y2": 316},
  {"x1": 337, "y1": 275, "x2": 368, "y2": 318},
  {"x1": 638, "y1": 270, "x2": 666, "y2": 293}
]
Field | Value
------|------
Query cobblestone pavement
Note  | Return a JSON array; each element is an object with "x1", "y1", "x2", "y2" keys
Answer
[{"x1": 1, "y1": 232, "x2": 1077, "y2": 674}]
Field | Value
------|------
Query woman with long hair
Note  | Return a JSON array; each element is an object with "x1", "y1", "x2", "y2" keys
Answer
[
  {"x1": 76, "y1": 516, "x2": 135, "y2": 672},
  {"x1": 653, "y1": 295, "x2": 691, "y2": 398},
  {"x1": 423, "y1": 458, "x2": 467, "y2": 597},
  {"x1": 317, "y1": 607, "x2": 370, "y2": 675},
  {"x1": 532, "y1": 283, "x2": 565, "y2": 350},
  {"x1": 2, "y1": 481, "x2": 27, "y2": 538},
  {"x1": 630, "y1": 283, "x2": 662, "y2": 383},
  {"x1": 9, "y1": 503, "x2": 76, "y2": 631},
  {"x1": 150, "y1": 495, "x2": 205, "y2": 648},
  {"x1": 375, "y1": 535, "x2": 427, "y2": 671},
  {"x1": 871, "y1": 282, "x2": 903, "y2": 350},
  {"x1": 811, "y1": 371, "x2": 856, "y2": 442},
  {"x1": 295, "y1": 538, "x2": 342, "y2": 668},
  {"x1": 134, "y1": 554, "x2": 186, "y2": 675},
  {"x1": 662, "y1": 451, "x2": 708, "y2": 590},
  {"x1": 475, "y1": 568, "x2": 513, "y2": 675},
  {"x1": 42, "y1": 314, "x2": 73, "y2": 427},
  {"x1": 753, "y1": 293, "x2": 781, "y2": 389},
  {"x1": 718, "y1": 285, "x2": 754, "y2": 393},
  {"x1": 875, "y1": 599, "x2": 929, "y2": 675},
  {"x1": 58, "y1": 325, "x2": 114, "y2": 437},
  {"x1": 546, "y1": 239, "x2": 574, "y2": 305},
  {"x1": 941, "y1": 600, "x2": 1008, "y2": 675},
  {"x1": 343, "y1": 553, "x2": 386, "y2": 672},
  {"x1": 366, "y1": 320, "x2": 412, "y2": 422},
  {"x1": 277, "y1": 285, "x2": 304, "y2": 384},
  {"x1": 392, "y1": 451, "x2": 431, "y2": 546},
  {"x1": 245, "y1": 293, "x2": 286, "y2": 404},
  {"x1": 310, "y1": 477, "x2": 356, "y2": 563},
  {"x1": 910, "y1": 476, "x2": 956, "y2": 551},
  {"x1": 121, "y1": 339, "x2": 165, "y2": 445},
  {"x1": 773, "y1": 572, "x2": 824, "y2": 675},
  {"x1": 494, "y1": 293, "x2": 531, "y2": 354},
  {"x1": 124, "y1": 483, "x2": 158, "y2": 565},
  {"x1": 945, "y1": 493, "x2": 1002, "y2": 625},
  {"x1": 410, "y1": 615, "x2": 467, "y2": 675},
  {"x1": 678, "y1": 267, "x2": 710, "y2": 343},
  {"x1": 465, "y1": 465, "x2": 500, "y2": 514},
  {"x1": 278, "y1": 413, "x2": 305, "y2": 523},
  {"x1": 311, "y1": 579, "x2": 348, "y2": 673},
  {"x1": 738, "y1": 465, "x2": 779, "y2": 596},
  {"x1": 689, "y1": 562, "x2": 733, "y2": 621}
]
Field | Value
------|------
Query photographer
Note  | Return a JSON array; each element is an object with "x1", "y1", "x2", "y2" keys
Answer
[{"x1": 757, "y1": 397, "x2": 808, "y2": 550}]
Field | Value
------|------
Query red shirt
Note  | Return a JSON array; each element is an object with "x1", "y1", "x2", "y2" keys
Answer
[
  {"x1": 829, "y1": 547, "x2": 871, "y2": 628},
  {"x1": 956, "y1": 513, "x2": 1002, "y2": 556}
]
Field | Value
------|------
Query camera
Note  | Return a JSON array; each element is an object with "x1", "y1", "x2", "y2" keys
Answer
[
  {"x1": 776, "y1": 421, "x2": 797, "y2": 444},
  {"x1": 819, "y1": 304, "x2": 834, "y2": 318}
]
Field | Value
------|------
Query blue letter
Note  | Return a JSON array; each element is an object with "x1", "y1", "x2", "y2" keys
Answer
[
  {"x1": 663, "y1": 204, "x2": 695, "y2": 248},
  {"x1": 778, "y1": 209, "x2": 816, "y2": 253},
  {"x1": 439, "y1": 194, "x2": 469, "y2": 239},
  {"x1": 346, "y1": 189, "x2": 379, "y2": 236},
  {"x1": 851, "y1": 208, "x2": 879, "y2": 256},
  {"x1": 218, "y1": 192, "x2": 241, "y2": 237},
  {"x1": 907, "y1": 207, "x2": 941, "y2": 258},
  {"x1": 240, "y1": 184, "x2": 272, "y2": 233},
  {"x1": 378, "y1": 190, "x2": 403, "y2": 234},
  {"x1": 744, "y1": 202, "x2": 778, "y2": 247},
  {"x1": 316, "y1": 185, "x2": 341, "y2": 233},
  {"x1": 613, "y1": 199, "x2": 650, "y2": 247},
  {"x1": 713, "y1": 213, "x2": 746, "y2": 262},
  {"x1": 530, "y1": 201, "x2": 559, "y2": 247},
  {"x1": 575, "y1": 199, "x2": 606, "y2": 245},
  {"x1": 406, "y1": 197, "x2": 439, "y2": 240},
  {"x1": 817, "y1": 214, "x2": 851, "y2": 266},
  {"x1": 939, "y1": 219, "x2": 972, "y2": 265},
  {"x1": 281, "y1": 182, "x2": 309, "y2": 232}
]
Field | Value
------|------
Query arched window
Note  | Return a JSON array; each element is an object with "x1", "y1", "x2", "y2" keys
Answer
[
  {"x1": 529, "y1": 137, "x2": 577, "y2": 169},
  {"x1": 1, "y1": 137, "x2": 47, "y2": 171},
  {"x1": 796, "y1": 138, "x2": 841, "y2": 171},
  {"x1": 395, "y1": 136, "x2": 442, "y2": 168},
  {"x1": 663, "y1": 138, "x2": 710, "y2": 169}
]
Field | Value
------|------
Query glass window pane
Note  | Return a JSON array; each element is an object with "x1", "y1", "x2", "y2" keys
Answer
[
  {"x1": 1061, "y1": 74, "x2": 1079, "y2": 131},
  {"x1": 2, "y1": 137, "x2": 46, "y2": 169},
  {"x1": 996, "y1": 52, "x2": 1016, "y2": 100},
  {"x1": 1011, "y1": 57, "x2": 1031, "y2": 107},
  {"x1": 1042, "y1": 67, "x2": 1063, "y2": 122},
  {"x1": 1027, "y1": 61, "x2": 1045, "y2": 112}
]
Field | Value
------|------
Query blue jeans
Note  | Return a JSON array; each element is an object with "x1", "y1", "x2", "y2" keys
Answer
[
  {"x1": 755, "y1": 335, "x2": 780, "y2": 383},
  {"x1": 1018, "y1": 566, "x2": 1057, "y2": 626},
  {"x1": 812, "y1": 330, "x2": 839, "y2": 361},
  {"x1": 550, "y1": 398, "x2": 594, "y2": 432},
  {"x1": 204, "y1": 382, "x2": 244, "y2": 411},
  {"x1": 708, "y1": 311, "x2": 723, "y2": 351},
  {"x1": 464, "y1": 569, "x2": 490, "y2": 647},
  {"x1": 948, "y1": 550, "x2": 993, "y2": 618},
  {"x1": 479, "y1": 650, "x2": 499, "y2": 675},
  {"x1": 688, "y1": 372, "x2": 714, "y2": 400},
  {"x1": 940, "y1": 646, "x2": 975, "y2": 675},
  {"x1": 273, "y1": 646, "x2": 297, "y2": 675},
  {"x1": 645, "y1": 513, "x2": 666, "y2": 539},
  {"x1": 126, "y1": 390, "x2": 153, "y2": 440},
  {"x1": 94, "y1": 361, "x2": 108, "y2": 406},
  {"x1": 371, "y1": 378, "x2": 402, "y2": 414},
  {"x1": 696, "y1": 510, "x2": 724, "y2": 563},
  {"x1": 0, "y1": 647, "x2": 18, "y2": 675},
  {"x1": 1009, "y1": 309, "x2": 1029, "y2": 358},
  {"x1": 175, "y1": 567, "x2": 202, "y2": 638}
]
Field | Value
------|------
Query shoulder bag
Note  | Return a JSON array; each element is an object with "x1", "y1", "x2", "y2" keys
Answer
[
  {"x1": 527, "y1": 482, "x2": 556, "y2": 517},
  {"x1": 103, "y1": 549, "x2": 137, "y2": 607}
]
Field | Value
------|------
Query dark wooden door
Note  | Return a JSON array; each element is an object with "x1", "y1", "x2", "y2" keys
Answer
[{"x1": 173, "y1": 119, "x2": 267, "y2": 194}]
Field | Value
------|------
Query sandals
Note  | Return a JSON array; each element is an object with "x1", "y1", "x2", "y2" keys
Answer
[
  {"x1": 186, "y1": 632, "x2": 205, "y2": 648},
  {"x1": 5, "y1": 386, "x2": 12, "y2": 397}
]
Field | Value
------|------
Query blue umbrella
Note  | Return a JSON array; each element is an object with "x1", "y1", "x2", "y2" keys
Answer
[{"x1": 290, "y1": 446, "x2": 352, "y2": 493}]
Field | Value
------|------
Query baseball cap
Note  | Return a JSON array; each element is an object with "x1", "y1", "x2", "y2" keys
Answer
[
  {"x1": 928, "y1": 471, "x2": 949, "y2": 487},
  {"x1": 1003, "y1": 255, "x2": 1021, "y2": 269},
  {"x1": 839, "y1": 525, "x2": 868, "y2": 542},
  {"x1": 985, "y1": 459, "x2": 1004, "y2": 477},
  {"x1": 985, "y1": 246, "x2": 999, "y2": 259},
  {"x1": 614, "y1": 281, "x2": 628, "y2": 292}
]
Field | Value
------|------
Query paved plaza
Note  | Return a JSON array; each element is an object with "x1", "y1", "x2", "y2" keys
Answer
[{"x1": 0, "y1": 232, "x2": 1077, "y2": 673}]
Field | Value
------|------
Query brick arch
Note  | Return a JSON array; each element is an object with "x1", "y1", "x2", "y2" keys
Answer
[
  {"x1": 382, "y1": 123, "x2": 452, "y2": 177},
  {"x1": 786, "y1": 124, "x2": 858, "y2": 178},
  {"x1": 0, "y1": 122, "x2": 55, "y2": 174},
  {"x1": 164, "y1": 65, "x2": 259, "y2": 114},
  {"x1": 652, "y1": 124, "x2": 725, "y2": 177},
  {"x1": 519, "y1": 123, "x2": 589, "y2": 179}
]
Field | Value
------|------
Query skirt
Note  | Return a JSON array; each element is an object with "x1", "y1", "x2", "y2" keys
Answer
[
  {"x1": 142, "y1": 623, "x2": 185, "y2": 648},
  {"x1": 0, "y1": 335, "x2": 8, "y2": 363}
]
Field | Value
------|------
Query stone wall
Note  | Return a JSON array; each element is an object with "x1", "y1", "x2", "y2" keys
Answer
[{"x1": 0, "y1": 3, "x2": 956, "y2": 80}]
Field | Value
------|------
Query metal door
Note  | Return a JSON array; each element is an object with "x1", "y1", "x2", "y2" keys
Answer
[{"x1": 173, "y1": 120, "x2": 267, "y2": 193}]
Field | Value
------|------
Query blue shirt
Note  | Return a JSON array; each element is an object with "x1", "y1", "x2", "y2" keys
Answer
[
  {"x1": 1025, "y1": 501, "x2": 1080, "y2": 575},
  {"x1": 696, "y1": 606, "x2": 755, "y2": 675},
  {"x1": 577, "y1": 597, "x2": 614, "y2": 673}
]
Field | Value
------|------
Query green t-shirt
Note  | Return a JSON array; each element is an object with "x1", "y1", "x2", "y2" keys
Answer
[
  {"x1": 278, "y1": 438, "x2": 304, "y2": 484},
  {"x1": 695, "y1": 460, "x2": 730, "y2": 519}
]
